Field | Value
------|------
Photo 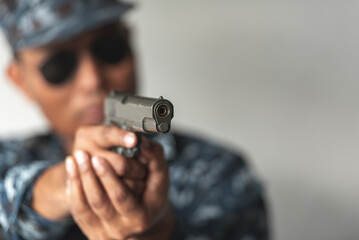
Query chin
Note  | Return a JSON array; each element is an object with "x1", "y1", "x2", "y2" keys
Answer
[{"x1": 82, "y1": 116, "x2": 104, "y2": 126}]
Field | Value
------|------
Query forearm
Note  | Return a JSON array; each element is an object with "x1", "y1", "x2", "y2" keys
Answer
[{"x1": 32, "y1": 161, "x2": 70, "y2": 220}]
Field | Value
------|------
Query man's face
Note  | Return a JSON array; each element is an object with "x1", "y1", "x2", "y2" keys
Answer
[{"x1": 10, "y1": 23, "x2": 136, "y2": 138}]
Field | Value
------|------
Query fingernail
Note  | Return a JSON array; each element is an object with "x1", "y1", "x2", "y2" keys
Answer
[
  {"x1": 65, "y1": 157, "x2": 76, "y2": 178},
  {"x1": 92, "y1": 156, "x2": 105, "y2": 174},
  {"x1": 75, "y1": 151, "x2": 88, "y2": 171},
  {"x1": 124, "y1": 133, "x2": 136, "y2": 147}
]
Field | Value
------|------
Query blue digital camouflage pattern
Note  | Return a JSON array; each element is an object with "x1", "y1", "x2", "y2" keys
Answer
[
  {"x1": 0, "y1": 132, "x2": 269, "y2": 240},
  {"x1": 0, "y1": 0, "x2": 133, "y2": 51}
]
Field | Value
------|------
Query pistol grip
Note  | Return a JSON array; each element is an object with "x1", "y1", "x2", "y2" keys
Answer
[{"x1": 111, "y1": 133, "x2": 142, "y2": 158}]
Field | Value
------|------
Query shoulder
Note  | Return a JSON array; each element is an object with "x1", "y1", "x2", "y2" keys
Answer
[
  {"x1": 0, "y1": 133, "x2": 64, "y2": 171},
  {"x1": 170, "y1": 132, "x2": 250, "y2": 183},
  {"x1": 172, "y1": 132, "x2": 247, "y2": 168},
  {"x1": 0, "y1": 137, "x2": 27, "y2": 171},
  {"x1": 21, "y1": 133, "x2": 65, "y2": 160},
  {"x1": 168, "y1": 132, "x2": 268, "y2": 237},
  {"x1": 0, "y1": 133, "x2": 53, "y2": 153},
  {"x1": 169, "y1": 132, "x2": 264, "y2": 207}
]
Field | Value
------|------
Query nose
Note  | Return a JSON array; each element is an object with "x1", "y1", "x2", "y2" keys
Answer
[{"x1": 74, "y1": 51, "x2": 103, "y2": 94}]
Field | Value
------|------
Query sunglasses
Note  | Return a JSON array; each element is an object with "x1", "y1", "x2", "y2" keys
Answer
[{"x1": 39, "y1": 33, "x2": 130, "y2": 86}]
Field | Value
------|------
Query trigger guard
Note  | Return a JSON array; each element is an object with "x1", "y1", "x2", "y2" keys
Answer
[
  {"x1": 110, "y1": 132, "x2": 142, "y2": 158},
  {"x1": 112, "y1": 146, "x2": 141, "y2": 158}
]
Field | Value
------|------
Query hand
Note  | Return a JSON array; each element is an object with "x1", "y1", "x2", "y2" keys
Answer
[
  {"x1": 73, "y1": 125, "x2": 147, "y2": 179},
  {"x1": 31, "y1": 125, "x2": 146, "y2": 221},
  {"x1": 72, "y1": 125, "x2": 148, "y2": 199},
  {"x1": 66, "y1": 137, "x2": 175, "y2": 240}
]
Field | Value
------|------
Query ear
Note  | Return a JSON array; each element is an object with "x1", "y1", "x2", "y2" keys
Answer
[{"x1": 7, "y1": 60, "x2": 35, "y2": 101}]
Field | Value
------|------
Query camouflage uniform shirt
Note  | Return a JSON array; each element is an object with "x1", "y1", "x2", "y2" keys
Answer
[{"x1": 0, "y1": 132, "x2": 269, "y2": 240}]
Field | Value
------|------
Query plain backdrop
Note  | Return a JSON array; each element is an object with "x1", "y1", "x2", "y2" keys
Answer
[{"x1": 1, "y1": 1, "x2": 359, "y2": 239}]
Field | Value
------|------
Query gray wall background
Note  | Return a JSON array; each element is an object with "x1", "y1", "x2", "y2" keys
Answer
[{"x1": 1, "y1": 1, "x2": 359, "y2": 239}]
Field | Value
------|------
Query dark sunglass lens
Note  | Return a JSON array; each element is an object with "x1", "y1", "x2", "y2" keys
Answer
[
  {"x1": 91, "y1": 35, "x2": 129, "y2": 64},
  {"x1": 40, "y1": 50, "x2": 78, "y2": 85}
]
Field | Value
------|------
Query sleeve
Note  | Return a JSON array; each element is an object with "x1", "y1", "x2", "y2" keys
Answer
[
  {"x1": 168, "y1": 143, "x2": 270, "y2": 240},
  {"x1": 0, "y1": 141, "x2": 73, "y2": 240}
]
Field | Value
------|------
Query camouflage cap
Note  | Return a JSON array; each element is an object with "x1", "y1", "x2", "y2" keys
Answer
[{"x1": 0, "y1": 0, "x2": 133, "y2": 51}]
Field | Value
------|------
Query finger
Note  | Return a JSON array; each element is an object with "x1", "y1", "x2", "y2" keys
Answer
[
  {"x1": 65, "y1": 155, "x2": 79, "y2": 179},
  {"x1": 75, "y1": 125, "x2": 137, "y2": 151},
  {"x1": 140, "y1": 140, "x2": 169, "y2": 207},
  {"x1": 97, "y1": 150, "x2": 147, "y2": 179},
  {"x1": 91, "y1": 156, "x2": 144, "y2": 217},
  {"x1": 65, "y1": 156, "x2": 94, "y2": 222},
  {"x1": 123, "y1": 179, "x2": 146, "y2": 198},
  {"x1": 141, "y1": 139, "x2": 167, "y2": 174},
  {"x1": 74, "y1": 151, "x2": 116, "y2": 221},
  {"x1": 93, "y1": 125, "x2": 137, "y2": 148}
]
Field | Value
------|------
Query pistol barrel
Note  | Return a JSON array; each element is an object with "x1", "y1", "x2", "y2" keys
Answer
[{"x1": 104, "y1": 91, "x2": 174, "y2": 134}]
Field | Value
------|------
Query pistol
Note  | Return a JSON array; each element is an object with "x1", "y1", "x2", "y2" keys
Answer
[{"x1": 104, "y1": 91, "x2": 174, "y2": 158}]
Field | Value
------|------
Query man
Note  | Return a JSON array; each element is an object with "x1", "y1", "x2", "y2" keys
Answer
[{"x1": 0, "y1": 0, "x2": 269, "y2": 239}]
